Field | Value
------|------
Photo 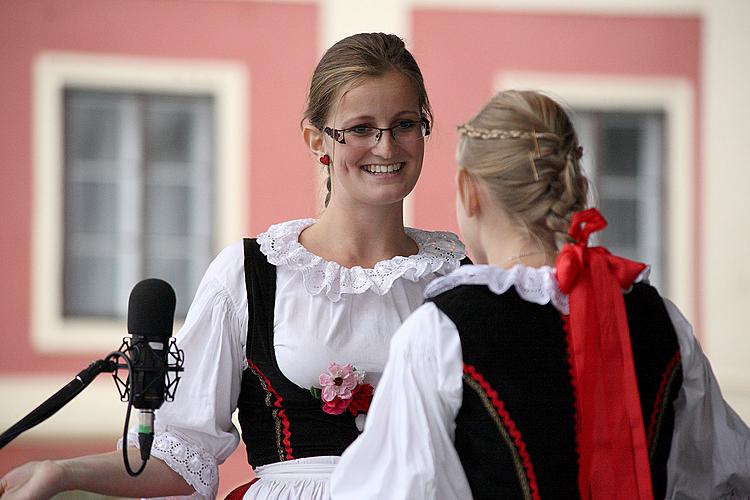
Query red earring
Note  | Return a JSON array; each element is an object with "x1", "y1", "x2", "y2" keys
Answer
[{"x1": 319, "y1": 154, "x2": 330, "y2": 166}]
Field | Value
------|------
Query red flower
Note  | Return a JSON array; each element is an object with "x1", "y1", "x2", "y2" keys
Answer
[
  {"x1": 322, "y1": 396, "x2": 350, "y2": 415},
  {"x1": 347, "y1": 383, "x2": 374, "y2": 416}
]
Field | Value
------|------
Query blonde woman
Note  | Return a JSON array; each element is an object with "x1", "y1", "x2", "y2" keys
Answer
[
  {"x1": 331, "y1": 90, "x2": 750, "y2": 500},
  {"x1": 0, "y1": 33, "x2": 465, "y2": 500}
]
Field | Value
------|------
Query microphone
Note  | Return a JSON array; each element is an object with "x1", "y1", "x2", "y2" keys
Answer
[
  {"x1": 126, "y1": 278, "x2": 177, "y2": 462},
  {"x1": 0, "y1": 277, "x2": 182, "y2": 474}
]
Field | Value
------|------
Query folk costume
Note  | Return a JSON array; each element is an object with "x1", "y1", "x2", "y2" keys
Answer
[
  {"x1": 121, "y1": 219, "x2": 465, "y2": 499},
  {"x1": 331, "y1": 209, "x2": 750, "y2": 500}
]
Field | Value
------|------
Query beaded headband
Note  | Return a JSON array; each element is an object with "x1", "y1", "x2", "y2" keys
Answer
[
  {"x1": 456, "y1": 123, "x2": 551, "y2": 141},
  {"x1": 457, "y1": 123, "x2": 583, "y2": 181}
]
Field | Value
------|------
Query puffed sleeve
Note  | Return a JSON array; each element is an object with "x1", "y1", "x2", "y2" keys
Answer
[
  {"x1": 120, "y1": 243, "x2": 248, "y2": 499},
  {"x1": 664, "y1": 299, "x2": 750, "y2": 499},
  {"x1": 330, "y1": 302, "x2": 473, "y2": 500}
]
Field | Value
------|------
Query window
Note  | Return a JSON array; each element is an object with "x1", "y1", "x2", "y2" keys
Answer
[
  {"x1": 33, "y1": 53, "x2": 247, "y2": 353},
  {"x1": 574, "y1": 111, "x2": 666, "y2": 289},
  {"x1": 64, "y1": 90, "x2": 214, "y2": 319}
]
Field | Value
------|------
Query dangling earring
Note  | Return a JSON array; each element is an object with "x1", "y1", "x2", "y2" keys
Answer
[{"x1": 319, "y1": 154, "x2": 330, "y2": 166}]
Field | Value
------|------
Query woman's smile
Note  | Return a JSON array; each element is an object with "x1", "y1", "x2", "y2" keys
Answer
[{"x1": 360, "y1": 162, "x2": 405, "y2": 175}]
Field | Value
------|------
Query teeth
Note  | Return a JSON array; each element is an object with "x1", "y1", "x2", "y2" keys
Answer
[{"x1": 362, "y1": 163, "x2": 403, "y2": 174}]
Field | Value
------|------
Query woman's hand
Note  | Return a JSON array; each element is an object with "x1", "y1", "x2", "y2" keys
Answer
[
  {"x1": 0, "y1": 460, "x2": 68, "y2": 500},
  {"x1": 2, "y1": 451, "x2": 194, "y2": 499}
]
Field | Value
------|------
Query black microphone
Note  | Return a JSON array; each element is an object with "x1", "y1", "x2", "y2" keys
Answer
[{"x1": 126, "y1": 278, "x2": 176, "y2": 462}]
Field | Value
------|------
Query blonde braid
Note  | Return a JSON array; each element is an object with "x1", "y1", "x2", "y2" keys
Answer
[
  {"x1": 456, "y1": 90, "x2": 589, "y2": 251},
  {"x1": 544, "y1": 144, "x2": 587, "y2": 247}
]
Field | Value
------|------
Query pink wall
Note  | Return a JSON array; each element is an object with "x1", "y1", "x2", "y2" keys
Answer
[
  {"x1": 0, "y1": 0, "x2": 317, "y2": 493},
  {"x1": 0, "y1": 0, "x2": 318, "y2": 373},
  {"x1": 410, "y1": 11, "x2": 702, "y2": 321}
]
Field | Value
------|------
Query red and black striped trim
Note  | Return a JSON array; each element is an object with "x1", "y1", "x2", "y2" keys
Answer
[
  {"x1": 247, "y1": 359, "x2": 294, "y2": 461},
  {"x1": 463, "y1": 363, "x2": 541, "y2": 500},
  {"x1": 647, "y1": 349, "x2": 682, "y2": 459}
]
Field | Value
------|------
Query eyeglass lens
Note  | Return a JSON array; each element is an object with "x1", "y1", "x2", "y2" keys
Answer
[{"x1": 346, "y1": 121, "x2": 427, "y2": 147}]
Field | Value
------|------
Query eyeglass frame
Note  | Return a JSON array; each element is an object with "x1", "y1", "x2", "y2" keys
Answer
[{"x1": 322, "y1": 118, "x2": 431, "y2": 146}]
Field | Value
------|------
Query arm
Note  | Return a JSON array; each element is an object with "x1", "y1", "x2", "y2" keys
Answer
[
  {"x1": 330, "y1": 302, "x2": 473, "y2": 500},
  {"x1": 123, "y1": 244, "x2": 248, "y2": 497},
  {"x1": 0, "y1": 450, "x2": 192, "y2": 500},
  {"x1": 664, "y1": 299, "x2": 750, "y2": 499}
]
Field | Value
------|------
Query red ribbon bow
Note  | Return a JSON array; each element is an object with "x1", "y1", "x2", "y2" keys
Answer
[{"x1": 556, "y1": 208, "x2": 653, "y2": 500}]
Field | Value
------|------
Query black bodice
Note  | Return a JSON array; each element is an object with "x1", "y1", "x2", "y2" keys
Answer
[
  {"x1": 235, "y1": 239, "x2": 360, "y2": 468},
  {"x1": 429, "y1": 282, "x2": 682, "y2": 500}
]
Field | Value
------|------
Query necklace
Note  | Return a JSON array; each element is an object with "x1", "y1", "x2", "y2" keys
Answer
[{"x1": 504, "y1": 250, "x2": 546, "y2": 264}]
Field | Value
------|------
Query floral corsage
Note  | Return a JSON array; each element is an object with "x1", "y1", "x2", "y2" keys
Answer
[{"x1": 310, "y1": 362, "x2": 374, "y2": 416}]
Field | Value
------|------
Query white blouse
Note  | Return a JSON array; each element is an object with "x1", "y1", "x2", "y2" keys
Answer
[
  {"x1": 121, "y1": 219, "x2": 465, "y2": 499},
  {"x1": 330, "y1": 264, "x2": 750, "y2": 500}
]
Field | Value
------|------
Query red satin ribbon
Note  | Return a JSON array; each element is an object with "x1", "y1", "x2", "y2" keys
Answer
[{"x1": 556, "y1": 208, "x2": 652, "y2": 500}]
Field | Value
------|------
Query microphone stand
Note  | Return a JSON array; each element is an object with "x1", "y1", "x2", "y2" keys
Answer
[
  {"x1": 0, "y1": 339, "x2": 183, "y2": 476},
  {"x1": 0, "y1": 357, "x2": 120, "y2": 450}
]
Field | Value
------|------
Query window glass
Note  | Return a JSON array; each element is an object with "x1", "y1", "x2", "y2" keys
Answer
[
  {"x1": 574, "y1": 110, "x2": 665, "y2": 290},
  {"x1": 63, "y1": 89, "x2": 214, "y2": 319}
]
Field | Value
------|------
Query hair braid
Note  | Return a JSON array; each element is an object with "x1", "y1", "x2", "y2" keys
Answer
[{"x1": 456, "y1": 90, "x2": 589, "y2": 251}]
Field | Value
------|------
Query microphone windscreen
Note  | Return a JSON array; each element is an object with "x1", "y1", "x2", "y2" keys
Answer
[{"x1": 127, "y1": 278, "x2": 176, "y2": 339}]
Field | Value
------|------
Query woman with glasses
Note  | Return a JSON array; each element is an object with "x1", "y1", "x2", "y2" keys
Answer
[{"x1": 0, "y1": 33, "x2": 464, "y2": 500}]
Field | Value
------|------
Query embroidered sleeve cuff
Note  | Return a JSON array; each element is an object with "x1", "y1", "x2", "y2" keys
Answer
[{"x1": 118, "y1": 431, "x2": 218, "y2": 499}]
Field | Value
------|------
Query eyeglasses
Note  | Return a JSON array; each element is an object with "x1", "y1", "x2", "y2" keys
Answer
[{"x1": 323, "y1": 118, "x2": 430, "y2": 148}]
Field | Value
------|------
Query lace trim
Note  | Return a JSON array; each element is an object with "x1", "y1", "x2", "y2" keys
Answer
[
  {"x1": 119, "y1": 431, "x2": 218, "y2": 499},
  {"x1": 257, "y1": 219, "x2": 466, "y2": 302},
  {"x1": 424, "y1": 264, "x2": 650, "y2": 315}
]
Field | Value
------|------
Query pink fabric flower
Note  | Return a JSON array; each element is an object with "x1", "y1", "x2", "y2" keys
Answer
[
  {"x1": 322, "y1": 397, "x2": 350, "y2": 415},
  {"x1": 319, "y1": 362, "x2": 358, "y2": 402},
  {"x1": 312, "y1": 362, "x2": 375, "y2": 417}
]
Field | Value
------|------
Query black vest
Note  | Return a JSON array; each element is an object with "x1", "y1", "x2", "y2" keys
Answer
[
  {"x1": 428, "y1": 282, "x2": 682, "y2": 500},
  {"x1": 235, "y1": 239, "x2": 360, "y2": 468}
]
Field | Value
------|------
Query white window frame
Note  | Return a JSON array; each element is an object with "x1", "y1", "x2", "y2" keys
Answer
[
  {"x1": 496, "y1": 72, "x2": 695, "y2": 320},
  {"x1": 32, "y1": 52, "x2": 248, "y2": 354}
]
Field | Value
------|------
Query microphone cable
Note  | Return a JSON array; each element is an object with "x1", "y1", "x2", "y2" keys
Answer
[{"x1": 106, "y1": 349, "x2": 149, "y2": 476}]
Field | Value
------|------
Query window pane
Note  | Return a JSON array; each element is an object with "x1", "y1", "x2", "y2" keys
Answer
[
  {"x1": 67, "y1": 91, "x2": 122, "y2": 161},
  {"x1": 601, "y1": 123, "x2": 639, "y2": 177},
  {"x1": 599, "y1": 198, "x2": 639, "y2": 247},
  {"x1": 64, "y1": 255, "x2": 118, "y2": 317},
  {"x1": 67, "y1": 181, "x2": 119, "y2": 234},
  {"x1": 145, "y1": 184, "x2": 191, "y2": 236},
  {"x1": 146, "y1": 96, "x2": 211, "y2": 163}
]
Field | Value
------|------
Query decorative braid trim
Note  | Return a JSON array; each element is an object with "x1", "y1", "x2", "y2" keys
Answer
[
  {"x1": 647, "y1": 349, "x2": 682, "y2": 461},
  {"x1": 247, "y1": 359, "x2": 294, "y2": 461},
  {"x1": 463, "y1": 364, "x2": 541, "y2": 500}
]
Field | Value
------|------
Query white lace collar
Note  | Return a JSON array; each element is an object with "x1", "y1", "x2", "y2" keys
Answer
[
  {"x1": 424, "y1": 264, "x2": 650, "y2": 315},
  {"x1": 257, "y1": 219, "x2": 466, "y2": 301}
]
